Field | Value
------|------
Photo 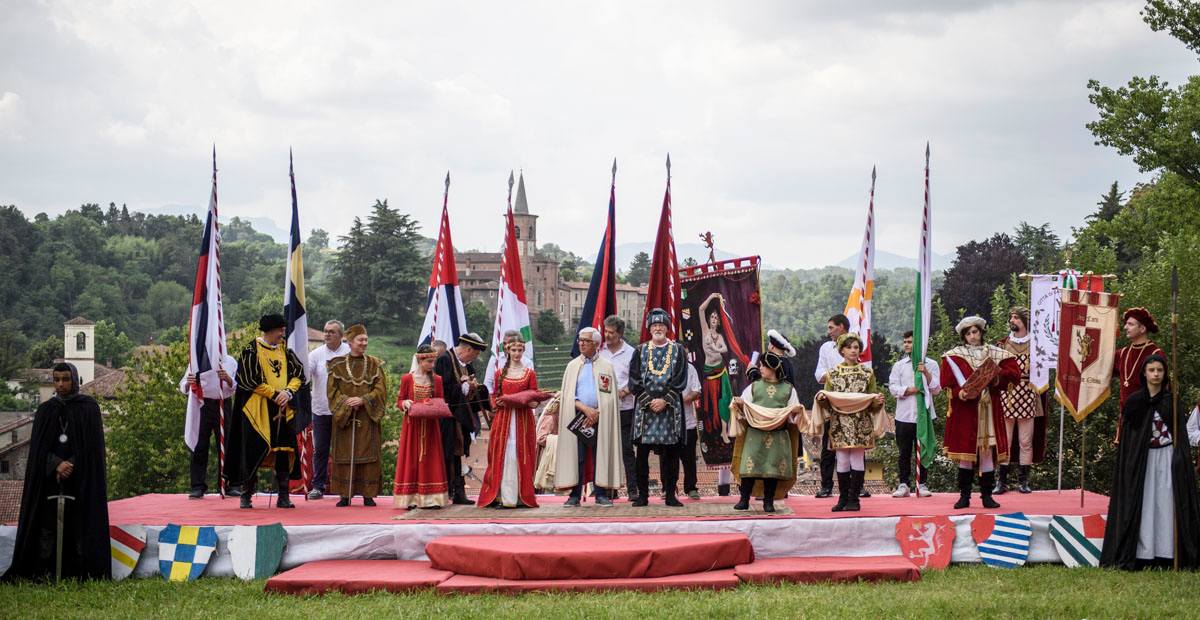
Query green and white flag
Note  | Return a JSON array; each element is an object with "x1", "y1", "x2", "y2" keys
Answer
[
  {"x1": 913, "y1": 144, "x2": 937, "y2": 471},
  {"x1": 228, "y1": 523, "x2": 287, "y2": 580},
  {"x1": 484, "y1": 172, "x2": 534, "y2": 393}
]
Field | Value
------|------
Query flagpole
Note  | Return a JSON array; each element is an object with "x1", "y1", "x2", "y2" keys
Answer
[
  {"x1": 212, "y1": 146, "x2": 226, "y2": 500},
  {"x1": 1057, "y1": 399, "x2": 1065, "y2": 493},
  {"x1": 1171, "y1": 265, "x2": 1180, "y2": 570}
]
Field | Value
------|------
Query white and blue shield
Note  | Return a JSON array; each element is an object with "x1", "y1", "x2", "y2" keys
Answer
[{"x1": 971, "y1": 512, "x2": 1032, "y2": 569}]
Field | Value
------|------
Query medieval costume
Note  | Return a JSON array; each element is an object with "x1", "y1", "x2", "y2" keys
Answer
[
  {"x1": 224, "y1": 314, "x2": 305, "y2": 509},
  {"x1": 1113, "y1": 307, "x2": 1165, "y2": 446},
  {"x1": 556, "y1": 328, "x2": 623, "y2": 505},
  {"x1": 434, "y1": 332, "x2": 489, "y2": 504},
  {"x1": 393, "y1": 349, "x2": 450, "y2": 509},
  {"x1": 629, "y1": 309, "x2": 689, "y2": 507},
  {"x1": 327, "y1": 324, "x2": 388, "y2": 506},
  {"x1": 4, "y1": 363, "x2": 110, "y2": 581},
  {"x1": 730, "y1": 353, "x2": 802, "y2": 512},
  {"x1": 809, "y1": 333, "x2": 889, "y2": 512},
  {"x1": 533, "y1": 393, "x2": 561, "y2": 491},
  {"x1": 940, "y1": 316, "x2": 1021, "y2": 510},
  {"x1": 477, "y1": 365, "x2": 541, "y2": 508},
  {"x1": 995, "y1": 307, "x2": 1048, "y2": 495},
  {"x1": 1101, "y1": 355, "x2": 1200, "y2": 570}
]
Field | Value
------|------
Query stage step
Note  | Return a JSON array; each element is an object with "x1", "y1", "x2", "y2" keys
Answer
[
  {"x1": 436, "y1": 569, "x2": 740, "y2": 594},
  {"x1": 425, "y1": 533, "x2": 754, "y2": 580},
  {"x1": 734, "y1": 556, "x2": 920, "y2": 584},
  {"x1": 265, "y1": 560, "x2": 453, "y2": 595}
]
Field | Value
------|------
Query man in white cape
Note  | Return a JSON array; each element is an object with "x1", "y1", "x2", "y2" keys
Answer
[{"x1": 556, "y1": 327, "x2": 623, "y2": 506}]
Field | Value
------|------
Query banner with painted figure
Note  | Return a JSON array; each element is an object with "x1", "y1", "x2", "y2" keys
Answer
[
  {"x1": 1055, "y1": 289, "x2": 1121, "y2": 422},
  {"x1": 679, "y1": 257, "x2": 762, "y2": 467}
]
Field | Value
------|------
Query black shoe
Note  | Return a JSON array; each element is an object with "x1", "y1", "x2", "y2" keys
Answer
[
  {"x1": 631, "y1": 497, "x2": 649, "y2": 507},
  {"x1": 763, "y1": 498, "x2": 776, "y2": 513},
  {"x1": 980, "y1": 472, "x2": 1000, "y2": 509},
  {"x1": 858, "y1": 488, "x2": 871, "y2": 498},
  {"x1": 843, "y1": 471, "x2": 863, "y2": 511},
  {"x1": 240, "y1": 493, "x2": 253, "y2": 509},
  {"x1": 188, "y1": 488, "x2": 204, "y2": 499},
  {"x1": 336, "y1": 497, "x2": 350, "y2": 507},
  {"x1": 224, "y1": 487, "x2": 241, "y2": 498},
  {"x1": 831, "y1": 472, "x2": 851, "y2": 512},
  {"x1": 993, "y1": 465, "x2": 1009, "y2": 495},
  {"x1": 734, "y1": 480, "x2": 753, "y2": 510},
  {"x1": 452, "y1": 492, "x2": 473, "y2": 505},
  {"x1": 717, "y1": 484, "x2": 731, "y2": 497},
  {"x1": 953, "y1": 468, "x2": 972, "y2": 510},
  {"x1": 277, "y1": 494, "x2": 295, "y2": 509},
  {"x1": 815, "y1": 486, "x2": 833, "y2": 499},
  {"x1": 363, "y1": 497, "x2": 376, "y2": 507},
  {"x1": 1018, "y1": 465, "x2": 1032, "y2": 494},
  {"x1": 665, "y1": 494, "x2": 683, "y2": 507}
]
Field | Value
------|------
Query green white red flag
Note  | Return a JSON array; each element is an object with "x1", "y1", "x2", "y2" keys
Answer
[
  {"x1": 914, "y1": 145, "x2": 937, "y2": 471},
  {"x1": 484, "y1": 172, "x2": 534, "y2": 391}
]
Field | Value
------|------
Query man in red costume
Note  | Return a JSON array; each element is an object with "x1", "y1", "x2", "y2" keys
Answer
[
  {"x1": 1114, "y1": 307, "x2": 1164, "y2": 408},
  {"x1": 941, "y1": 316, "x2": 1021, "y2": 509}
]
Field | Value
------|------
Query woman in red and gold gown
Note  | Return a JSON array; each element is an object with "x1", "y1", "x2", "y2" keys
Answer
[
  {"x1": 393, "y1": 345, "x2": 449, "y2": 509},
  {"x1": 477, "y1": 332, "x2": 541, "y2": 508}
]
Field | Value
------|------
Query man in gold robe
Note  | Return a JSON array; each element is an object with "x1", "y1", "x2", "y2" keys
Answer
[{"x1": 328, "y1": 324, "x2": 388, "y2": 507}]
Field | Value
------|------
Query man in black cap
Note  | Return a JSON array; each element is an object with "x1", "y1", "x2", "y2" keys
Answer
[
  {"x1": 223, "y1": 314, "x2": 306, "y2": 509},
  {"x1": 435, "y1": 332, "x2": 489, "y2": 504},
  {"x1": 629, "y1": 308, "x2": 689, "y2": 507}
]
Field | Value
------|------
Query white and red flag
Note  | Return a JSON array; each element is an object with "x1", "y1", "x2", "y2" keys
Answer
[
  {"x1": 185, "y1": 149, "x2": 228, "y2": 454},
  {"x1": 640, "y1": 154, "x2": 682, "y2": 342},
  {"x1": 844, "y1": 167, "x2": 876, "y2": 367},
  {"x1": 418, "y1": 173, "x2": 468, "y2": 346},
  {"x1": 484, "y1": 172, "x2": 535, "y2": 393},
  {"x1": 1055, "y1": 289, "x2": 1121, "y2": 422}
]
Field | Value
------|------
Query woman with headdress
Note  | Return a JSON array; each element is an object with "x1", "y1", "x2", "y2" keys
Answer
[
  {"x1": 394, "y1": 344, "x2": 449, "y2": 509},
  {"x1": 729, "y1": 352, "x2": 802, "y2": 513},
  {"x1": 1101, "y1": 355, "x2": 1200, "y2": 569},
  {"x1": 811, "y1": 333, "x2": 888, "y2": 512},
  {"x1": 477, "y1": 330, "x2": 543, "y2": 508}
]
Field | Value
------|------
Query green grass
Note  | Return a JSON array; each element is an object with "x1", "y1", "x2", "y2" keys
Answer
[{"x1": 3, "y1": 565, "x2": 1196, "y2": 619}]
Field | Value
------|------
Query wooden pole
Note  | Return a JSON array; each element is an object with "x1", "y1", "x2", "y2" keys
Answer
[
  {"x1": 1171, "y1": 266, "x2": 1180, "y2": 570},
  {"x1": 1080, "y1": 418, "x2": 1086, "y2": 508}
]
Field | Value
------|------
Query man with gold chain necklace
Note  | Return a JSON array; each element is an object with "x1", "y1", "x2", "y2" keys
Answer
[
  {"x1": 1113, "y1": 308, "x2": 1164, "y2": 444},
  {"x1": 628, "y1": 308, "x2": 689, "y2": 507},
  {"x1": 327, "y1": 324, "x2": 388, "y2": 507}
]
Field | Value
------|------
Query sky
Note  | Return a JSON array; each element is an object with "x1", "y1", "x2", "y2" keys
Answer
[{"x1": 1, "y1": 1, "x2": 1196, "y2": 268}]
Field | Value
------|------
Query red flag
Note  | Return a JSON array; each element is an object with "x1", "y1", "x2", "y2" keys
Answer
[{"x1": 640, "y1": 154, "x2": 682, "y2": 342}]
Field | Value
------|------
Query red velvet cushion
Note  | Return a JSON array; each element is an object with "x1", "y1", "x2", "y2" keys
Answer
[
  {"x1": 496, "y1": 390, "x2": 554, "y2": 408},
  {"x1": 407, "y1": 398, "x2": 452, "y2": 419}
]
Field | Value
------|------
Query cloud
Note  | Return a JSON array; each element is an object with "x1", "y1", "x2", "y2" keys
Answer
[{"x1": 0, "y1": 0, "x2": 1196, "y2": 268}]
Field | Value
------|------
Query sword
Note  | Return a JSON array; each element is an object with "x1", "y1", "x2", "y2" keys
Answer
[{"x1": 46, "y1": 489, "x2": 75, "y2": 581}]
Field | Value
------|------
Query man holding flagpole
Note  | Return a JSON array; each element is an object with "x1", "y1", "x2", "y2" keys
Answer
[
  {"x1": 889, "y1": 331, "x2": 939, "y2": 498},
  {"x1": 910, "y1": 143, "x2": 938, "y2": 499},
  {"x1": 179, "y1": 357, "x2": 237, "y2": 499}
]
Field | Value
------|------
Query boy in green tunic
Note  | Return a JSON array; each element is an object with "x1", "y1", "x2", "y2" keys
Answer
[{"x1": 730, "y1": 353, "x2": 802, "y2": 513}]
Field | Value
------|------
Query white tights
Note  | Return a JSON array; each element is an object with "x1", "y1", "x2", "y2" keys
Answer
[
  {"x1": 959, "y1": 451, "x2": 995, "y2": 473},
  {"x1": 835, "y1": 448, "x2": 866, "y2": 473}
]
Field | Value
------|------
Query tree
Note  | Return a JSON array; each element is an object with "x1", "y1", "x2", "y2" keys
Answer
[
  {"x1": 1091, "y1": 181, "x2": 1125, "y2": 222},
  {"x1": 938, "y1": 233, "x2": 1027, "y2": 321},
  {"x1": 1012, "y1": 222, "x2": 1062, "y2": 274},
  {"x1": 145, "y1": 281, "x2": 191, "y2": 330},
  {"x1": 26, "y1": 335, "x2": 63, "y2": 368},
  {"x1": 309, "y1": 228, "x2": 330, "y2": 250},
  {"x1": 464, "y1": 301, "x2": 493, "y2": 347},
  {"x1": 95, "y1": 319, "x2": 135, "y2": 368},
  {"x1": 533, "y1": 310, "x2": 564, "y2": 344},
  {"x1": 626, "y1": 251, "x2": 652, "y2": 287},
  {"x1": 332, "y1": 200, "x2": 426, "y2": 330},
  {"x1": 1087, "y1": 1, "x2": 1200, "y2": 184},
  {"x1": 0, "y1": 319, "x2": 29, "y2": 379}
]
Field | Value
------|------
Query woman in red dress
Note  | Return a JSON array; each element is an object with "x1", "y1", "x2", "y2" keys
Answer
[
  {"x1": 393, "y1": 345, "x2": 449, "y2": 509},
  {"x1": 477, "y1": 332, "x2": 542, "y2": 508}
]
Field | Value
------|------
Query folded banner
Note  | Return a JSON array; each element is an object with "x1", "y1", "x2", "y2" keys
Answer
[{"x1": 1054, "y1": 289, "x2": 1120, "y2": 422}]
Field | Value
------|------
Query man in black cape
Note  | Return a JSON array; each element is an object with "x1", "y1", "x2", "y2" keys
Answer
[
  {"x1": 222, "y1": 314, "x2": 306, "y2": 509},
  {"x1": 434, "y1": 332, "x2": 489, "y2": 505},
  {"x1": 4, "y1": 363, "x2": 110, "y2": 581},
  {"x1": 1101, "y1": 354, "x2": 1200, "y2": 569}
]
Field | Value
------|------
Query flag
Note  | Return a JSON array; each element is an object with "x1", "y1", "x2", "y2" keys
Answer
[
  {"x1": 1049, "y1": 514, "x2": 1107, "y2": 567},
  {"x1": 157, "y1": 524, "x2": 218, "y2": 581},
  {"x1": 1029, "y1": 271, "x2": 1106, "y2": 393},
  {"x1": 185, "y1": 148, "x2": 228, "y2": 495},
  {"x1": 418, "y1": 173, "x2": 468, "y2": 347},
  {"x1": 972, "y1": 512, "x2": 1033, "y2": 569},
  {"x1": 485, "y1": 172, "x2": 535, "y2": 391},
  {"x1": 913, "y1": 146, "x2": 937, "y2": 472},
  {"x1": 571, "y1": 160, "x2": 619, "y2": 357},
  {"x1": 110, "y1": 525, "x2": 147, "y2": 581},
  {"x1": 1055, "y1": 289, "x2": 1120, "y2": 422},
  {"x1": 284, "y1": 151, "x2": 313, "y2": 494},
  {"x1": 844, "y1": 166, "x2": 876, "y2": 367},
  {"x1": 640, "y1": 154, "x2": 682, "y2": 342},
  {"x1": 228, "y1": 524, "x2": 288, "y2": 580}
]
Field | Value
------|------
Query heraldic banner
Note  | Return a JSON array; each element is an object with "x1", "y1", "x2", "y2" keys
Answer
[
  {"x1": 680, "y1": 256, "x2": 762, "y2": 467},
  {"x1": 1054, "y1": 288, "x2": 1120, "y2": 422}
]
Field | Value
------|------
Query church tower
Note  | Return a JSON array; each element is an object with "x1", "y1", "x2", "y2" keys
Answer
[
  {"x1": 63, "y1": 317, "x2": 96, "y2": 385},
  {"x1": 512, "y1": 172, "x2": 538, "y2": 259}
]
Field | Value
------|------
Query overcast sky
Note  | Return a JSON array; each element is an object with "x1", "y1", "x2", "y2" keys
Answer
[{"x1": 2, "y1": 1, "x2": 1196, "y2": 268}]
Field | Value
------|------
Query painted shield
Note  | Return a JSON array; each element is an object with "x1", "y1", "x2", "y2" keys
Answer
[
  {"x1": 896, "y1": 515, "x2": 956, "y2": 569},
  {"x1": 971, "y1": 512, "x2": 1033, "y2": 568},
  {"x1": 158, "y1": 524, "x2": 219, "y2": 581},
  {"x1": 110, "y1": 525, "x2": 147, "y2": 581},
  {"x1": 1049, "y1": 514, "x2": 1107, "y2": 568},
  {"x1": 228, "y1": 523, "x2": 288, "y2": 580}
]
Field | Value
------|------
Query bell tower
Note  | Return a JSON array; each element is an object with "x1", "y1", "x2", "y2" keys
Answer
[
  {"x1": 64, "y1": 316, "x2": 96, "y2": 385},
  {"x1": 512, "y1": 172, "x2": 538, "y2": 259}
]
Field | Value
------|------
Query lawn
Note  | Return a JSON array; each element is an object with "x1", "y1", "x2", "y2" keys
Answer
[{"x1": 3, "y1": 565, "x2": 1196, "y2": 619}]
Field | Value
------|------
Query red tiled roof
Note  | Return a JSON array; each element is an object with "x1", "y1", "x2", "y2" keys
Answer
[
  {"x1": 80, "y1": 368, "x2": 128, "y2": 399},
  {"x1": 64, "y1": 316, "x2": 95, "y2": 326}
]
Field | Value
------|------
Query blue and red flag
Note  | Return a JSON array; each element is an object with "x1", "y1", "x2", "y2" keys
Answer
[
  {"x1": 284, "y1": 150, "x2": 314, "y2": 494},
  {"x1": 418, "y1": 173, "x2": 468, "y2": 347},
  {"x1": 185, "y1": 148, "x2": 228, "y2": 472},
  {"x1": 571, "y1": 160, "x2": 619, "y2": 357}
]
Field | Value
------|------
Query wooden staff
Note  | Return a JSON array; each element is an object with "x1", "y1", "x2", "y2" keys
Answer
[{"x1": 1171, "y1": 266, "x2": 1180, "y2": 570}]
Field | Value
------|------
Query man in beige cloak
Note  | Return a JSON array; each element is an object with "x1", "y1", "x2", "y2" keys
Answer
[{"x1": 556, "y1": 327, "x2": 623, "y2": 506}]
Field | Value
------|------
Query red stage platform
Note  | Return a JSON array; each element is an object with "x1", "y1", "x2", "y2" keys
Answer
[
  {"x1": 734, "y1": 556, "x2": 920, "y2": 584},
  {"x1": 265, "y1": 560, "x2": 453, "y2": 595}
]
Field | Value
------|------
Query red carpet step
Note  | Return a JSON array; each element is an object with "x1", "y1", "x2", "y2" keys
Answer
[
  {"x1": 425, "y1": 533, "x2": 754, "y2": 580},
  {"x1": 436, "y1": 569, "x2": 740, "y2": 594},
  {"x1": 265, "y1": 560, "x2": 453, "y2": 595},
  {"x1": 735, "y1": 556, "x2": 920, "y2": 584}
]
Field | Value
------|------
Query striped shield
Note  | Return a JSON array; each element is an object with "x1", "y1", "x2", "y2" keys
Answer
[
  {"x1": 110, "y1": 525, "x2": 147, "y2": 581},
  {"x1": 1049, "y1": 514, "x2": 1107, "y2": 567},
  {"x1": 971, "y1": 512, "x2": 1032, "y2": 568}
]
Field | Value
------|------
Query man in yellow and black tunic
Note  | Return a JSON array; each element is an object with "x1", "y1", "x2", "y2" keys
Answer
[
  {"x1": 328, "y1": 324, "x2": 388, "y2": 507},
  {"x1": 225, "y1": 314, "x2": 306, "y2": 509}
]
